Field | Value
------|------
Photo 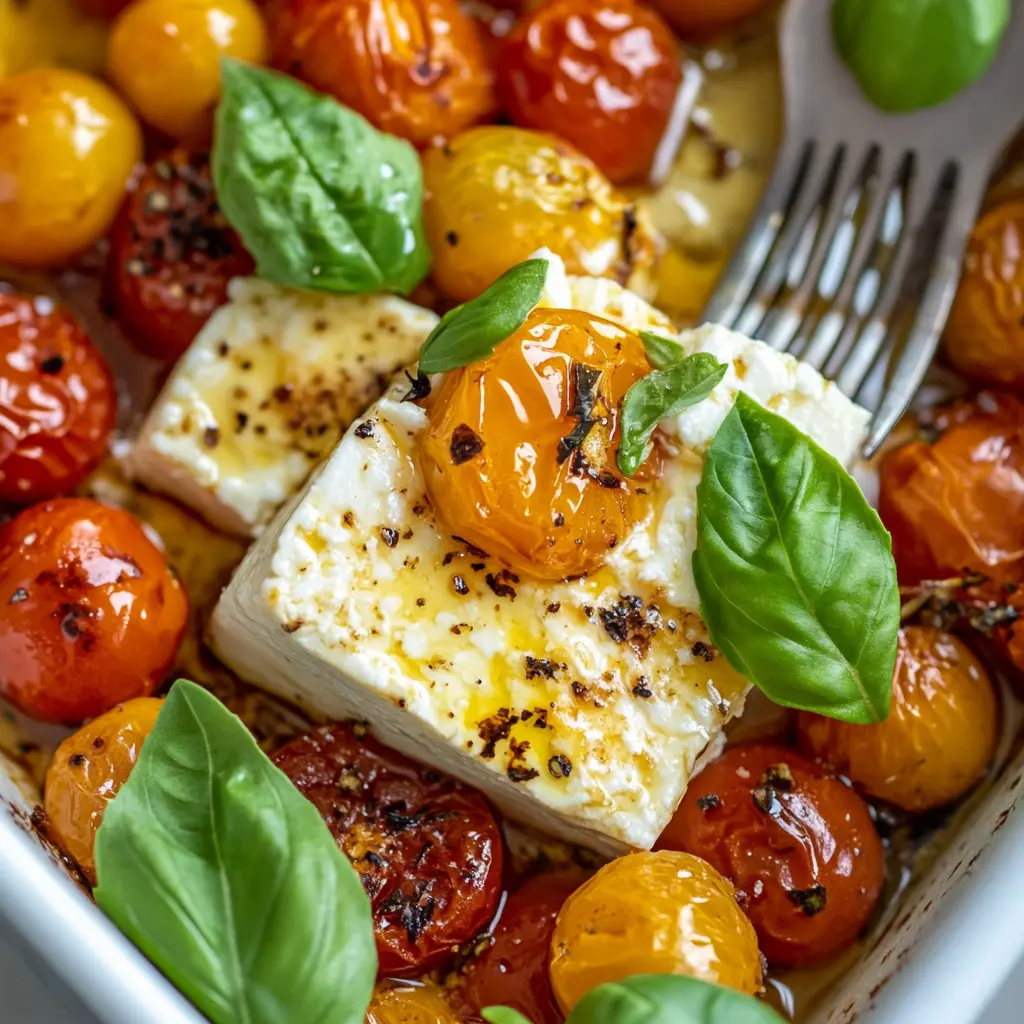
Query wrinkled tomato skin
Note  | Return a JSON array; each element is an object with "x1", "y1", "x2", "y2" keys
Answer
[
  {"x1": 454, "y1": 871, "x2": 584, "y2": 1024},
  {"x1": 272, "y1": 723, "x2": 504, "y2": 975},
  {"x1": 658, "y1": 743, "x2": 884, "y2": 969},
  {"x1": 106, "y1": 149, "x2": 254, "y2": 362},
  {"x1": 267, "y1": 0, "x2": 497, "y2": 147},
  {"x1": 498, "y1": 0, "x2": 682, "y2": 184},
  {"x1": 0, "y1": 498, "x2": 189, "y2": 725},
  {"x1": 0, "y1": 294, "x2": 116, "y2": 504}
]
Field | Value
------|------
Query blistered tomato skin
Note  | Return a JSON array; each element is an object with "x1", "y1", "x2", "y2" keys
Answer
[
  {"x1": 272, "y1": 723, "x2": 504, "y2": 975},
  {"x1": 498, "y1": 0, "x2": 682, "y2": 184},
  {"x1": 420, "y1": 307, "x2": 657, "y2": 581},
  {"x1": 268, "y1": 0, "x2": 496, "y2": 147},
  {"x1": 0, "y1": 499, "x2": 189, "y2": 725},
  {"x1": 43, "y1": 697, "x2": 163, "y2": 884},
  {"x1": 106, "y1": 149, "x2": 255, "y2": 362},
  {"x1": 107, "y1": 0, "x2": 270, "y2": 142},
  {"x1": 945, "y1": 200, "x2": 1024, "y2": 388},
  {"x1": 658, "y1": 743, "x2": 884, "y2": 969},
  {"x1": 0, "y1": 294, "x2": 116, "y2": 504},
  {"x1": 422, "y1": 125, "x2": 660, "y2": 304},
  {"x1": 366, "y1": 981, "x2": 461, "y2": 1024},
  {"x1": 798, "y1": 627, "x2": 998, "y2": 814},
  {"x1": 0, "y1": 69, "x2": 142, "y2": 269},
  {"x1": 549, "y1": 850, "x2": 762, "y2": 1013},
  {"x1": 648, "y1": 0, "x2": 775, "y2": 36}
]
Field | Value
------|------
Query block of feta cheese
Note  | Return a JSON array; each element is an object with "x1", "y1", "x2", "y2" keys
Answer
[
  {"x1": 126, "y1": 278, "x2": 439, "y2": 537},
  {"x1": 209, "y1": 261, "x2": 871, "y2": 856}
]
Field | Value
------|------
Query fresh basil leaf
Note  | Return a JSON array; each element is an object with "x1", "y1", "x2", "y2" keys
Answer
[
  {"x1": 617, "y1": 354, "x2": 727, "y2": 477},
  {"x1": 693, "y1": 393, "x2": 898, "y2": 724},
  {"x1": 832, "y1": 0, "x2": 1010, "y2": 112},
  {"x1": 639, "y1": 330, "x2": 687, "y2": 370},
  {"x1": 214, "y1": 60, "x2": 429, "y2": 295},
  {"x1": 482, "y1": 1009, "x2": 535, "y2": 1024},
  {"x1": 417, "y1": 259, "x2": 548, "y2": 373},
  {"x1": 94, "y1": 680, "x2": 376, "y2": 1024}
]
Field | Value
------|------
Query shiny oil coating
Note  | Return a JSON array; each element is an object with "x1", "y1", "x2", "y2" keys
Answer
[
  {"x1": 798, "y1": 627, "x2": 999, "y2": 813},
  {"x1": 43, "y1": 697, "x2": 163, "y2": 884},
  {"x1": 365, "y1": 981, "x2": 460, "y2": 1024},
  {"x1": 549, "y1": 850, "x2": 762, "y2": 1013},
  {"x1": 420, "y1": 307, "x2": 657, "y2": 581},
  {"x1": 648, "y1": 0, "x2": 776, "y2": 36}
]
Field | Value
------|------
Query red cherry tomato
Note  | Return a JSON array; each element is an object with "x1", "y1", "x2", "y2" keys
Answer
[
  {"x1": 497, "y1": 0, "x2": 682, "y2": 184},
  {"x1": 272, "y1": 723, "x2": 504, "y2": 975},
  {"x1": 74, "y1": 0, "x2": 132, "y2": 18},
  {"x1": 0, "y1": 498, "x2": 189, "y2": 724},
  {"x1": 454, "y1": 871, "x2": 584, "y2": 1024},
  {"x1": 106, "y1": 149, "x2": 254, "y2": 362},
  {"x1": 0, "y1": 293, "x2": 115, "y2": 504},
  {"x1": 657, "y1": 743, "x2": 884, "y2": 968}
]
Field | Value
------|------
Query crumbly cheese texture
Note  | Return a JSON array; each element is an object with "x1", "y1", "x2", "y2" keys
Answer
[
  {"x1": 210, "y1": 264, "x2": 870, "y2": 854},
  {"x1": 126, "y1": 278, "x2": 438, "y2": 536}
]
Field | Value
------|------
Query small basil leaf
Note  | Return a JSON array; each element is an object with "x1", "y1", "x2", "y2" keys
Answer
[
  {"x1": 832, "y1": 0, "x2": 1010, "y2": 112},
  {"x1": 417, "y1": 259, "x2": 548, "y2": 373},
  {"x1": 482, "y1": 1009, "x2": 535, "y2": 1024},
  {"x1": 693, "y1": 393, "x2": 898, "y2": 724},
  {"x1": 214, "y1": 60, "x2": 430, "y2": 295},
  {"x1": 639, "y1": 330, "x2": 687, "y2": 370},
  {"x1": 94, "y1": 680, "x2": 376, "y2": 1024},
  {"x1": 617, "y1": 354, "x2": 728, "y2": 477},
  {"x1": 569, "y1": 976, "x2": 785, "y2": 1023}
]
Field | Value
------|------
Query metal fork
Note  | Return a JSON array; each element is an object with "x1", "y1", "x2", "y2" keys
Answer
[{"x1": 703, "y1": 0, "x2": 1024, "y2": 456}]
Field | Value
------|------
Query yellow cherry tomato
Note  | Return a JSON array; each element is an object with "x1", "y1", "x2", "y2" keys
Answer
[
  {"x1": 107, "y1": 0, "x2": 269, "y2": 142},
  {"x1": 366, "y1": 981, "x2": 461, "y2": 1024},
  {"x1": 0, "y1": 69, "x2": 142, "y2": 269},
  {"x1": 549, "y1": 851, "x2": 763, "y2": 1015}
]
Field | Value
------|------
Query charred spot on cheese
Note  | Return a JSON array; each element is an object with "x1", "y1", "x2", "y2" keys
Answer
[
  {"x1": 696, "y1": 793, "x2": 721, "y2": 812},
  {"x1": 691, "y1": 640, "x2": 714, "y2": 662},
  {"x1": 507, "y1": 737, "x2": 539, "y2": 783},
  {"x1": 354, "y1": 420, "x2": 375, "y2": 439},
  {"x1": 557, "y1": 362, "x2": 603, "y2": 464},
  {"x1": 598, "y1": 595, "x2": 661, "y2": 657},
  {"x1": 632, "y1": 679, "x2": 653, "y2": 698},
  {"x1": 485, "y1": 570, "x2": 518, "y2": 601},
  {"x1": 381, "y1": 527, "x2": 400, "y2": 548},
  {"x1": 788, "y1": 885, "x2": 828, "y2": 917},
  {"x1": 524, "y1": 656, "x2": 564, "y2": 680},
  {"x1": 450, "y1": 424, "x2": 485, "y2": 466},
  {"x1": 548, "y1": 754, "x2": 573, "y2": 779},
  {"x1": 477, "y1": 708, "x2": 519, "y2": 760}
]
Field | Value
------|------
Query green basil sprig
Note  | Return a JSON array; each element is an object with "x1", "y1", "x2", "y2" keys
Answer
[
  {"x1": 693, "y1": 393, "x2": 898, "y2": 724},
  {"x1": 417, "y1": 259, "x2": 548, "y2": 373},
  {"x1": 214, "y1": 60, "x2": 430, "y2": 295},
  {"x1": 639, "y1": 330, "x2": 687, "y2": 370},
  {"x1": 94, "y1": 680, "x2": 376, "y2": 1024},
  {"x1": 484, "y1": 975, "x2": 784, "y2": 1024},
  {"x1": 617, "y1": 354, "x2": 727, "y2": 477},
  {"x1": 832, "y1": 0, "x2": 1010, "y2": 112}
]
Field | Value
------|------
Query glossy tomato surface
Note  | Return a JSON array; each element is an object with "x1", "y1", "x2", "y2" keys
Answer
[
  {"x1": 498, "y1": 0, "x2": 682, "y2": 184},
  {"x1": 268, "y1": 0, "x2": 496, "y2": 146},
  {"x1": 106, "y1": 149, "x2": 254, "y2": 362},
  {"x1": 272, "y1": 723, "x2": 504, "y2": 975},
  {"x1": 366, "y1": 981, "x2": 461, "y2": 1024},
  {"x1": 0, "y1": 293, "x2": 116, "y2": 504},
  {"x1": 0, "y1": 498, "x2": 189, "y2": 724},
  {"x1": 648, "y1": 0, "x2": 775, "y2": 36},
  {"x1": 658, "y1": 743, "x2": 884, "y2": 968}
]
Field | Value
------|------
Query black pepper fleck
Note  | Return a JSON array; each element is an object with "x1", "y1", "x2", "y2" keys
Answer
[{"x1": 548, "y1": 754, "x2": 573, "y2": 779}]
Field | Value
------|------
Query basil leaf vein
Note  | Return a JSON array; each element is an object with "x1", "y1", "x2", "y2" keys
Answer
[
  {"x1": 639, "y1": 330, "x2": 687, "y2": 370},
  {"x1": 214, "y1": 60, "x2": 430, "y2": 295},
  {"x1": 94, "y1": 680, "x2": 377, "y2": 1024},
  {"x1": 693, "y1": 393, "x2": 898, "y2": 724},
  {"x1": 617, "y1": 353, "x2": 728, "y2": 477},
  {"x1": 417, "y1": 259, "x2": 548, "y2": 373}
]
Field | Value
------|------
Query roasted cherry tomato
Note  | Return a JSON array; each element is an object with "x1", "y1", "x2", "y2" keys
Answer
[
  {"x1": 366, "y1": 980, "x2": 461, "y2": 1024},
  {"x1": 658, "y1": 743, "x2": 884, "y2": 969},
  {"x1": 944, "y1": 199, "x2": 1024, "y2": 388},
  {"x1": 43, "y1": 697, "x2": 163, "y2": 884},
  {"x1": 498, "y1": 0, "x2": 682, "y2": 184},
  {"x1": 798, "y1": 627, "x2": 998, "y2": 813},
  {"x1": 648, "y1": 0, "x2": 775, "y2": 36},
  {"x1": 0, "y1": 69, "x2": 142, "y2": 268},
  {"x1": 106, "y1": 149, "x2": 255, "y2": 362},
  {"x1": 549, "y1": 851, "x2": 762, "y2": 1013},
  {"x1": 0, "y1": 498, "x2": 189, "y2": 725},
  {"x1": 74, "y1": 0, "x2": 132, "y2": 17},
  {"x1": 423, "y1": 125, "x2": 660, "y2": 303},
  {"x1": 0, "y1": 293, "x2": 116, "y2": 504},
  {"x1": 107, "y1": 0, "x2": 270, "y2": 142},
  {"x1": 455, "y1": 871, "x2": 585, "y2": 1024},
  {"x1": 267, "y1": 0, "x2": 496, "y2": 147},
  {"x1": 272, "y1": 723, "x2": 504, "y2": 975}
]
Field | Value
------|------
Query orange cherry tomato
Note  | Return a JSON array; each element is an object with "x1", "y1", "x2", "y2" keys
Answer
[
  {"x1": 658, "y1": 743, "x2": 884, "y2": 969},
  {"x1": 798, "y1": 626, "x2": 998, "y2": 813},
  {"x1": 74, "y1": 0, "x2": 132, "y2": 17},
  {"x1": 498, "y1": 0, "x2": 682, "y2": 184},
  {"x1": 267, "y1": 0, "x2": 497, "y2": 147},
  {"x1": 43, "y1": 697, "x2": 163, "y2": 884},
  {"x1": 106, "y1": 149, "x2": 255, "y2": 362},
  {"x1": 367, "y1": 980, "x2": 461, "y2": 1024},
  {"x1": 647, "y1": 0, "x2": 775, "y2": 37},
  {"x1": 419, "y1": 307, "x2": 658, "y2": 581},
  {"x1": 0, "y1": 293, "x2": 116, "y2": 504},
  {"x1": 0, "y1": 498, "x2": 189, "y2": 725}
]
